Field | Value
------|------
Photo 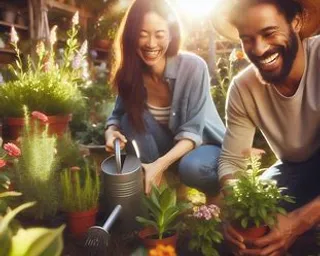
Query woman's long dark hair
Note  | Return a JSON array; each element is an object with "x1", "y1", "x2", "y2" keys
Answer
[{"x1": 111, "y1": 0, "x2": 182, "y2": 132}]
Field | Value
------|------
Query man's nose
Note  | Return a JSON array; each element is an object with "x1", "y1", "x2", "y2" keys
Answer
[{"x1": 252, "y1": 37, "x2": 269, "y2": 57}]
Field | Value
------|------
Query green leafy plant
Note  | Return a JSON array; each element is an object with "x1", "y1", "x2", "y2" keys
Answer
[
  {"x1": 0, "y1": 12, "x2": 85, "y2": 118},
  {"x1": 93, "y1": 10, "x2": 125, "y2": 41},
  {"x1": 14, "y1": 109, "x2": 59, "y2": 219},
  {"x1": 186, "y1": 204, "x2": 223, "y2": 256},
  {"x1": 136, "y1": 184, "x2": 191, "y2": 240},
  {"x1": 222, "y1": 156, "x2": 294, "y2": 229},
  {"x1": 0, "y1": 200, "x2": 65, "y2": 256},
  {"x1": 60, "y1": 159, "x2": 100, "y2": 212},
  {"x1": 0, "y1": 171, "x2": 65, "y2": 256}
]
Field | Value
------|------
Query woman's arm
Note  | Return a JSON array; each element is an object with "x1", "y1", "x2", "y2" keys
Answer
[{"x1": 143, "y1": 139, "x2": 194, "y2": 193}]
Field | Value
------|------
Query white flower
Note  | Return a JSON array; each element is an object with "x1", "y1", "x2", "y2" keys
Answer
[
  {"x1": 72, "y1": 11, "x2": 79, "y2": 25},
  {"x1": 79, "y1": 40, "x2": 88, "y2": 57},
  {"x1": 0, "y1": 73, "x2": 4, "y2": 84},
  {"x1": 50, "y1": 25, "x2": 58, "y2": 46},
  {"x1": 10, "y1": 26, "x2": 19, "y2": 44}
]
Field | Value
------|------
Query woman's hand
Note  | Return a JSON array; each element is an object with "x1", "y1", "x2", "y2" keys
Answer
[
  {"x1": 142, "y1": 158, "x2": 167, "y2": 194},
  {"x1": 104, "y1": 126, "x2": 127, "y2": 152}
]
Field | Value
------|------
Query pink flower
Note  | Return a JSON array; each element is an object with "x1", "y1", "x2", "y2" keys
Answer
[
  {"x1": 0, "y1": 159, "x2": 6, "y2": 168},
  {"x1": 3, "y1": 143, "x2": 21, "y2": 157},
  {"x1": 31, "y1": 111, "x2": 49, "y2": 123}
]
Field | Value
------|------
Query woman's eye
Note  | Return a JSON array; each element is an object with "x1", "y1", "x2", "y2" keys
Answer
[{"x1": 139, "y1": 33, "x2": 148, "y2": 38}]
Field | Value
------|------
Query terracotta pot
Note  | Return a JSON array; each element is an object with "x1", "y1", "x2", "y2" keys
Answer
[
  {"x1": 67, "y1": 208, "x2": 98, "y2": 238},
  {"x1": 138, "y1": 227, "x2": 178, "y2": 249},
  {"x1": 94, "y1": 39, "x2": 111, "y2": 49},
  {"x1": 5, "y1": 114, "x2": 72, "y2": 140},
  {"x1": 234, "y1": 224, "x2": 269, "y2": 240}
]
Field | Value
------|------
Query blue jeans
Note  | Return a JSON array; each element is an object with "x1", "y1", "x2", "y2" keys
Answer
[
  {"x1": 120, "y1": 111, "x2": 221, "y2": 196},
  {"x1": 261, "y1": 150, "x2": 320, "y2": 212}
]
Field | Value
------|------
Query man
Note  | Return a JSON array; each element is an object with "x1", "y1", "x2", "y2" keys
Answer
[{"x1": 212, "y1": 0, "x2": 320, "y2": 255}]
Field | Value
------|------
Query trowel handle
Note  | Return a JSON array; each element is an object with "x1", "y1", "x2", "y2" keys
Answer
[
  {"x1": 114, "y1": 138, "x2": 122, "y2": 174},
  {"x1": 102, "y1": 205, "x2": 122, "y2": 232}
]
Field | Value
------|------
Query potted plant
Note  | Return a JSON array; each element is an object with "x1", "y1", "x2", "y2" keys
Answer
[
  {"x1": 0, "y1": 12, "x2": 86, "y2": 140},
  {"x1": 60, "y1": 158, "x2": 100, "y2": 238},
  {"x1": 222, "y1": 156, "x2": 294, "y2": 240},
  {"x1": 184, "y1": 204, "x2": 223, "y2": 256},
  {"x1": 92, "y1": 10, "x2": 125, "y2": 49},
  {"x1": 136, "y1": 184, "x2": 191, "y2": 249},
  {"x1": 14, "y1": 109, "x2": 59, "y2": 220}
]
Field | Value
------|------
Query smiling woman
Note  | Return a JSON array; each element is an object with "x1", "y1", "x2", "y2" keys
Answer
[{"x1": 174, "y1": 0, "x2": 216, "y2": 19}]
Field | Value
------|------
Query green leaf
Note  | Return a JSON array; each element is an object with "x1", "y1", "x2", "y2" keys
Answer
[
  {"x1": 277, "y1": 207, "x2": 287, "y2": 215},
  {"x1": 0, "y1": 191, "x2": 22, "y2": 198},
  {"x1": 135, "y1": 217, "x2": 158, "y2": 230},
  {"x1": 159, "y1": 187, "x2": 175, "y2": 211},
  {"x1": 241, "y1": 217, "x2": 248, "y2": 228},
  {"x1": 9, "y1": 225, "x2": 65, "y2": 256}
]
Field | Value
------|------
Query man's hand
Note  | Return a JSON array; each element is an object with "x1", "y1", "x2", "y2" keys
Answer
[
  {"x1": 223, "y1": 222, "x2": 247, "y2": 255},
  {"x1": 239, "y1": 213, "x2": 299, "y2": 256},
  {"x1": 142, "y1": 159, "x2": 167, "y2": 194}
]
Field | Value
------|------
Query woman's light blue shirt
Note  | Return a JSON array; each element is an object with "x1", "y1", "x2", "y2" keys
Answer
[{"x1": 106, "y1": 52, "x2": 226, "y2": 147}]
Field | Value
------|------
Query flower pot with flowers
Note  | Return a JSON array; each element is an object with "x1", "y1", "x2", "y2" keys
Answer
[
  {"x1": 0, "y1": 12, "x2": 86, "y2": 140},
  {"x1": 222, "y1": 156, "x2": 295, "y2": 241},
  {"x1": 136, "y1": 184, "x2": 191, "y2": 249},
  {"x1": 184, "y1": 204, "x2": 223, "y2": 256},
  {"x1": 60, "y1": 159, "x2": 100, "y2": 238}
]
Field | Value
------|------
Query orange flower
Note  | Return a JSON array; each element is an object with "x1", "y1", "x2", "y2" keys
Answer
[
  {"x1": 236, "y1": 50, "x2": 245, "y2": 60},
  {"x1": 3, "y1": 143, "x2": 21, "y2": 157},
  {"x1": 31, "y1": 111, "x2": 49, "y2": 123},
  {"x1": 148, "y1": 244, "x2": 176, "y2": 256}
]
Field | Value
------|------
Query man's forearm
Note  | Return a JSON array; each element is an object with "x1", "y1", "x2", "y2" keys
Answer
[{"x1": 291, "y1": 196, "x2": 320, "y2": 235}]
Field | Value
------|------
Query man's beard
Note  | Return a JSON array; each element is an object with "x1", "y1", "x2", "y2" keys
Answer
[{"x1": 248, "y1": 29, "x2": 299, "y2": 84}]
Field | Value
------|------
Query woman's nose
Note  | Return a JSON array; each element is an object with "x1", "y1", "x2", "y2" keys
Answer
[{"x1": 146, "y1": 35, "x2": 157, "y2": 48}]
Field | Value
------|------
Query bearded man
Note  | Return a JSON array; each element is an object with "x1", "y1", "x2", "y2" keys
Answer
[{"x1": 212, "y1": 0, "x2": 320, "y2": 255}]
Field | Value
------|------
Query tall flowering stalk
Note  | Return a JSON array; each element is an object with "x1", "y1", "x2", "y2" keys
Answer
[
  {"x1": 14, "y1": 108, "x2": 59, "y2": 219},
  {"x1": 186, "y1": 204, "x2": 223, "y2": 256}
]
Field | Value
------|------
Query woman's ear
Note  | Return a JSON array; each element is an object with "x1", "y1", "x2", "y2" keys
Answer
[{"x1": 291, "y1": 14, "x2": 302, "y2": 33}]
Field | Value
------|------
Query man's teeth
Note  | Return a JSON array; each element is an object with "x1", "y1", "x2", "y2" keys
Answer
[{"x1": 260, "y1": 53, "x2": 279, "y2": 64}]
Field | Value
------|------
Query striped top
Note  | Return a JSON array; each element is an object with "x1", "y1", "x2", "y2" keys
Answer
[{"x1": 147, "y1": 103, "x2": 171, "y2": 126}]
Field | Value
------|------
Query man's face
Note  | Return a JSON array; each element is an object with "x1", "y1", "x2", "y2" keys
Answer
[{"x1": 234, "y1": 3, "x2": 299, "y2": 84}]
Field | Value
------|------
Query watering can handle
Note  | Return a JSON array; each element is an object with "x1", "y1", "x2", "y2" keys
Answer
[
  {"x1": 102, "y1": 205, "x2": 122, "y2": 232},
  {"x1": 114, "y1": 138, "x2": 122, "y2": 174}
]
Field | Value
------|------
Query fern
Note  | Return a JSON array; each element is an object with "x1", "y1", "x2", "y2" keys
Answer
[{"x1": 14, "y1": 108, "x2": 59, "y2": 219}]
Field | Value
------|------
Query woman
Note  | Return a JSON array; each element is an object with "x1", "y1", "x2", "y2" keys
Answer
[{"x1": 105, "y1": 0, "x2": 225, "y2": 198}]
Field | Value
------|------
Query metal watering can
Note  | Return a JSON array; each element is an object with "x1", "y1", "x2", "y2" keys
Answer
[{"x1": 101, "y1": 139, "x2": 146, "y2": 232}]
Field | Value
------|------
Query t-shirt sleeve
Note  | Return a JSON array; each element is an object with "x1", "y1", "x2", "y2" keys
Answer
[{"x1": 218, "y1": 79, "x2": 256, "y2": 179}]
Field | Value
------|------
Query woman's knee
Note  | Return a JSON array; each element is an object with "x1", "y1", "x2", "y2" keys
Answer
[{"x1": 178, "y1": 145, "x2": 221, "y2": 194}]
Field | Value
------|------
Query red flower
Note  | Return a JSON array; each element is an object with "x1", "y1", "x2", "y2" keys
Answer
[
  {"x1": 4, "y1": 143, "x2": 21, "y2": 157},
  {"x1": 0, "y1": 159, "x2": 6, "y2": 168},
  {"x1": 31, "y1": 111, "x2": 49, "y2": 123}
]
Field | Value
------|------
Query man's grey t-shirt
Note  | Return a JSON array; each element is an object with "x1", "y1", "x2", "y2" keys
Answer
[{"x1": 219, "y1": 35, "x2": 320, "y2": 179}]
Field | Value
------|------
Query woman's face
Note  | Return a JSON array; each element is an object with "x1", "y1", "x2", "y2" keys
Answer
[{"x1": 137, "y1": 12, "x2": 171, "y2": 68}]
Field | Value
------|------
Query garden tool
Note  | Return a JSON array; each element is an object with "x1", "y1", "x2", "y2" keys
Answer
[
  {"x1": 85, "y1": 204, "x2": 122, "y2": 254},
  {"x1": 101, "y1": 139, "x2": 147, "y2": 232}
]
